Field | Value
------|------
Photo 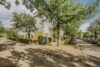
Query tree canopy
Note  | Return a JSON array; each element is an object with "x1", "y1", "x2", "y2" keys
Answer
[
  {"x1": 0, "y1": 0, "x2": 100, "y2": 45},
  {"x1": 88, "y1": 18, "x2": 100, "y2": 39},
  {"x1": 21, "y1": 0, "x2": 100, "y2": 45},
  {"x1": 12, "y1": 13, "x2": 36, "y2": 39},
  {"x1": 0, "y1": 0, "x2": 11, "y2": 9}
]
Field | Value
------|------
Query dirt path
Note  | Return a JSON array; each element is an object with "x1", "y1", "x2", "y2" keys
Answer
[
  {"x1": 0, "y1": 38, "x2": 100, "y2": 67},
  {"x1": 77, "y1": 39, "x2": 100, "y2": 54}
]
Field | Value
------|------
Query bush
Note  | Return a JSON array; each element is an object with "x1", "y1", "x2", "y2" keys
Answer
[
  {"x1": 48, "y1": 37, "x2": 52, "y2": 43},
  {"x1": 9, "y1": 37, "x2": 32, "y2": 44},
  {"x1": 38, "y1": 36, "x2": 44, "y2": 45},
  {"x1": 83, "y1": 32, "x2": 94, "y2": 38},
  {"x1": 0, "y1": 34, "x2": 2, "y2": 37},
  {"x1": 18, "y1": 38, "x2": 32, "y2": 44},
  {"x1": 97, "y1": 42, "x2": 100, "y2": 46},
  {"x1": 38, "y1": 36, "x2": 52, "y2": 45},
  {"x1": 38, "y1": 36, "x2": 51, "y2": 45}
]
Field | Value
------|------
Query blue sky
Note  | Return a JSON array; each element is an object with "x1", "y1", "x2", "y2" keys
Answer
[
  {"x1": 0, "y1": 0, "x2": 100, "y2": 32},
  {"x1": 77, "y1": 0, "x2": 100, "y2": 32},
  {"x1": 75, "y1": 0, "x2": 96, "y2": 6},
  {"x1": 0, "y1": 0, "x2": 31, "y2": 27}
]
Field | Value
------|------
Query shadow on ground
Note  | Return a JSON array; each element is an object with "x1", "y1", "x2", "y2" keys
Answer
[
  {"x1": 0, "y1": 58, "x2": 17, "y2": 67},
  {"x1": 8, "y1": 48, "x2": 100, "y2": 67},
  {"x1": 0, "y1": 41, "x2": 16, "y2": 51}
]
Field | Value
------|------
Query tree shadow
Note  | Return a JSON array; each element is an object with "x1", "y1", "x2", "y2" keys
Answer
[
  {"x1": 9, "y1": 48, "x2": 100, "y2": 67},
  {"x1": 0, "y1": 41, "x2": 16, "y2": 51},
  {"x1": 79, "y1": 45, "x2": 100, "y2": 52},
  {"x1": 0, "y1": 57, "x2": 17, "y2": 67}
]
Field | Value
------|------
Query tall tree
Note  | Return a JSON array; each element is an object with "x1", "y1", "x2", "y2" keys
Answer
[
  {"x1": 88, "y1": 18, "x2": 100, "y2": 39},
  {"x1": 22, "y1": 0, "x2": 100, "y2": 46},
  {"x1": 0, "y1": 0, "x2": 99, "y2": 45},
  {"x1": 12, "y1": 13, "x2": 36, "y2": 39}
]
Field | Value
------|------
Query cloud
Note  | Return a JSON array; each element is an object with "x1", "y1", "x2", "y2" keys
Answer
[
  {"x1": 0, "y1": 0, "x2": 100, "y2": 33},
  {"x1": 0, "y1": 0, "x2": 31, "y2": 28},
  {"x1": 80, "y1": 13, "x2": 100, "y2": 32}
]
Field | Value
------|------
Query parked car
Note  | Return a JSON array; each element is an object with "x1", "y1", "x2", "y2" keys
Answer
[
  {"x1": 88, "y1": 39, "x2": 100, "y2": 45},
  {"x1": 69, "y1": 37, "x2": 77, "y2": 45}
]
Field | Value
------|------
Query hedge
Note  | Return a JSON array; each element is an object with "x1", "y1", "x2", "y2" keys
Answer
[{"x1": 9, "y1": 37, "x2": 32, "y2": 44}]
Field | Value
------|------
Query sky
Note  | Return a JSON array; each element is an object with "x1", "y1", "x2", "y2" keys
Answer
[
  {"x1": 77, "y1": 0, "x2": 100, "y2": 32},
  {"x1": 0, "y1": 0, "x2": 100, "y2": 32},
  {"x1": 0, "y1": 0, "x2": 31, "y2": 28}
]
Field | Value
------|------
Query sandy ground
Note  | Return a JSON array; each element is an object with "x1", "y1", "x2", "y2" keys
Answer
[{"x1": 0, "y1": 38, "x2": 100, "y2": 67}]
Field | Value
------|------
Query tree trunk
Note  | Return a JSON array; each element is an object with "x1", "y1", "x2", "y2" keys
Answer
[
  {"x1": 94, "y1": 31, "x2": 97, "y2": 40},
  {"x1": 57, "y1": 21, "x2": 60, "y2": 46},
  {"x1": 27, "y1": 33, "x2": 31, "y2": 39},
  {"x1": 27, "y1": 29, "x2": 31, "y2": 39}
]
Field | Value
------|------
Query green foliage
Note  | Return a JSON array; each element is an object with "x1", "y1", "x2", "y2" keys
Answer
[
  {"x1": 0, "y1": 1, "x2": 11, "y2": 9},
  {"x1": 0, "y1": 21, "x2": 5, "y2": 33},
  {"x1": 6, "y1": 28, "x2": 18, "y2": 39},
  {"x1": 38, "y1": 36, "x2": 52, "y2": 45},
  {"x1": 88, "y1": 18, "x2": 100, "y2": 33},
  {"x1": 83, "y1": 32, "x2": 94, "y2": 38},
  {"x1": 9, "y1": 37, "x2": 32, "y2": 44},
  {"x1": 15, "y1": 0, "x2": 20, "y2": 5},
  {"x1": 0, "y1": 34, "x2": 3, "y2": 37},
  {"x1": 12, "y1": 13, "x2": 37, "y2": 39},
  {"x1": 88, "y1": 18, "x2": 100, "y2": 39},
  {"x1": 22, "y1": 0, "x2": 100, "y2": 46},
  {"x1": 38, "y1": 36, "x2": 44, "y2": 45},
  {"x1": 18, "y1": 38, "x2": 32, "y2": 44},
  {"x1": 5, "y1": 2, "x2": 11, "y2": 9},
  {"x1": 97, "y1": 42, "x2": 100, "y2": 46},
  {"x1": 63, "y1": 23, "x2": 79, "y2": 37},
  {"x1": 0, "y1": 21, "x2": 6, "y2": 37},
  {"x1": 48, "y1": 37, "x2": 52, "y2": 43},
  {"x1": 6, "y1": 28, "x2": 32, "y2": 44}
]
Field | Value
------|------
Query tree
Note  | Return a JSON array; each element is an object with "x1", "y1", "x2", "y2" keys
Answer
[
  {"x1": 6, "y1": 28, "x2": 18, "y2": 39},
  {"x1": 12, "y1": 13, "x2": 36, "y2": 39},
  {"x1": 61, "y1": 0, "x2": 100, "y2": 44},
  {"x1": 0, "y1": 21, "x2": 5, "y2": 33},
  {"x1": 88, "y1": 18, "x2": 100, "y2": 39},
  {"x1": 0, "y1": 0, "x2": 99, "y2": 45},
  {"x1": 83, "y1": 32, "x2": 94, "y2": 39},
  {"x1": 0, "y1": 0, "x2": 11, "y2": 9},
  {"x1": 22, "y1": 0, "x2": 100, "y2": 46},
  {"x1": 77, "y1": 30, "x2": 83, "y2": 39},
  {"x1": 15, "y1": 0, "x2": 20, "y2": 6},
  {"x1": 62, "y1": 22, "x2": 82, "y2": 44}
]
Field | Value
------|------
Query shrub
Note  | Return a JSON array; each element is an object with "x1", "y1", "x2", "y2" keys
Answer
[
  {"x1": 18, "y1": 38, "x2": 32, "y2": 44},
  {"x1": 38, "y1": 36, "x2": 50, "y2": 45},
  {"x1": 83, "y1": 32, "x2": 94, "y2": 38},
  {"x1": 38, "y1": 36, "x2": 44, "y2": 45},
  {"x1": 48, "y1": 37, "x2": 52, "y2": 43},
  {"x1": 9, "y1": 37, "x2": 32, "y2": 44},
  {"x1": 97, "y1": 42, "x2": 100, "y2": 46},
  {"x1": 0, "y1": 34, "x2": 2, "y2": 37}
]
